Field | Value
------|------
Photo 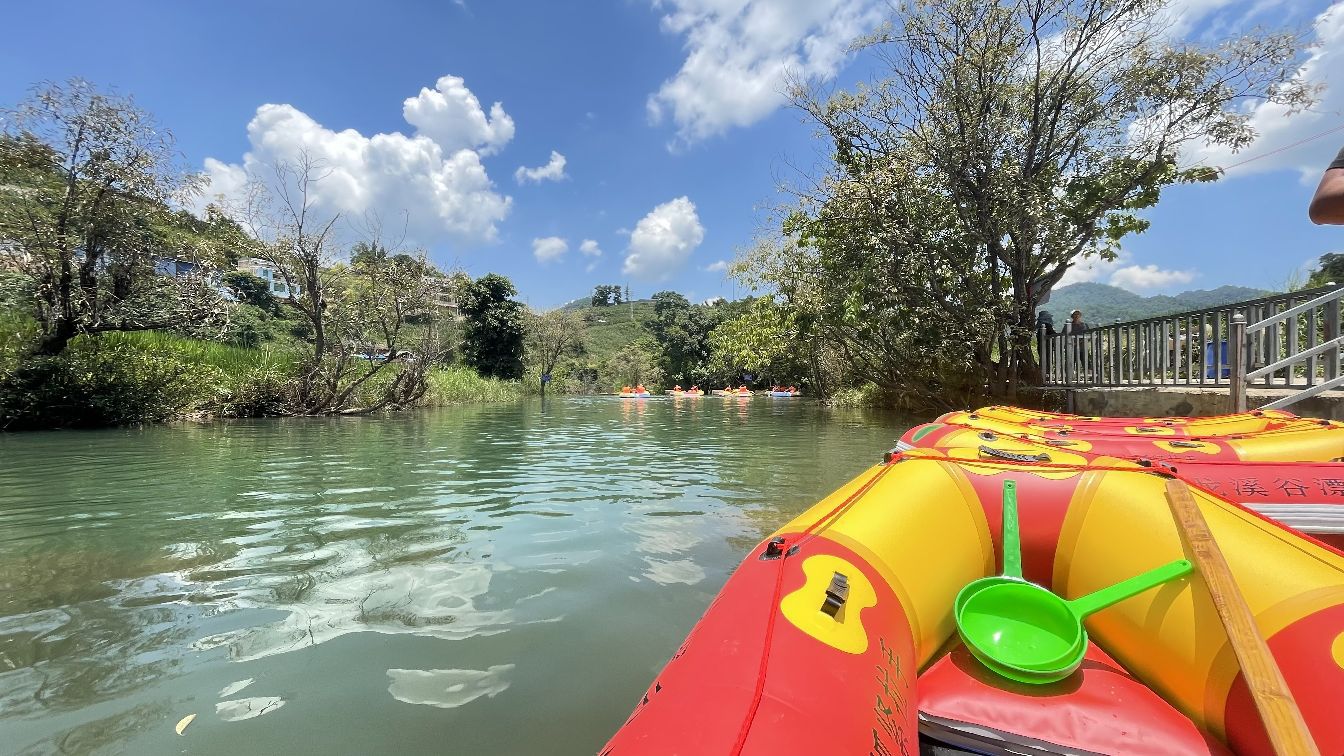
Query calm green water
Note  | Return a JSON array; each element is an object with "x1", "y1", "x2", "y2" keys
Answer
[{"x1": 0, "y1": 397, "x2": 913, "y2": 755}]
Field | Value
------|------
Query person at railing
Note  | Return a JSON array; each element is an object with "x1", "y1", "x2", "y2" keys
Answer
[
  {"x1": 1036, "y1": 310, "x2": 1056, "y2": 336},
  {"x1": 1069, "y1": 309, "x2": 1089, "y2": 334},
  {"x1": 1309, "y1": 147, "x2": 1344, "y2": 224},
  {"x1": 1036, "y1": 310, "x2": 1056, "y2": 378}
]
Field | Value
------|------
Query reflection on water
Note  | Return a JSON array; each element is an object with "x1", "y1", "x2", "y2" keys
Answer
[
  {"x1": 387, "y1": 664, "x2": 515, "y2": 709},
  {"x1": 0, "y1": 398, "x2": 913, "y2": 754}
]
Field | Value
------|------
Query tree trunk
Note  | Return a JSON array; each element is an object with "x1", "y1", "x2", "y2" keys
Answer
[{"x1": 35, "y1": 319, "x2": 77, "y2": 356}]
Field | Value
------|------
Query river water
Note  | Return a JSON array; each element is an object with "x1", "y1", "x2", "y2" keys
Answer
[{"x1": 0, "y1": 397, "x2": 913, "y2": 755}]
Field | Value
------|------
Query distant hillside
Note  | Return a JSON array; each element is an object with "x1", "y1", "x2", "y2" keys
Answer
[
  {"x1": 1045, "y1": 283, "x2": 1273, "y2": 326},
  {"x1": 566, "y1": 298, "x2": 657, "y2": 363}
]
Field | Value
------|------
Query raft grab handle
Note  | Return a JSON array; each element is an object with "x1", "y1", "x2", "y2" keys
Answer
[{"x1": 978, "y1": 446, "x2": 1050, "y2": 463}]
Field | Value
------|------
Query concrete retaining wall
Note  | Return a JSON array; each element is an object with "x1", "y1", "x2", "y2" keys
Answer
[{"x1": 1066, "y1": 386, "x2": 1344, "y2": 420}]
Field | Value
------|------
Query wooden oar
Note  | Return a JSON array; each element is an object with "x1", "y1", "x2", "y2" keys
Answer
[{"x1": 1163, "y1": 478, "x2": 1320, "y2": 756}]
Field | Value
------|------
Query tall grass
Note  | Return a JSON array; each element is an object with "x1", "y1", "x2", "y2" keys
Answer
[
  {"x1": 0, "y1": 310, "x2": 38, "y2": 376},
  {"x1": 104, "y1": 331, "x2": 293, "y2": 373},
  {"x1": 423, "y1": 366, "x2": 522, "y2": 405}
]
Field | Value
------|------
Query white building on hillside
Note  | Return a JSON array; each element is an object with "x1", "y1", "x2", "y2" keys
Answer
[{"x1": 238, "y1": 258, "x2": 302, "y2": 297}]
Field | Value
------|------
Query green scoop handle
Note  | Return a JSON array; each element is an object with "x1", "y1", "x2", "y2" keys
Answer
[
  {"x1": 1068, "y1": 559, "x2": 1193, "y2": 619},
  {"x1": 1002, "y1": 480, "x2": 1021, "y2": 579}
]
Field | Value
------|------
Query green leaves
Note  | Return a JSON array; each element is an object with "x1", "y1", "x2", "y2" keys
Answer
[{"x1": 769, "y1": 0, "x2": 1314, "y2": 398}]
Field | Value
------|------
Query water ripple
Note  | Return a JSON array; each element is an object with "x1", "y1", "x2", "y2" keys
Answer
[{"x1": 0, "y1": 399, "x2": 912, "y2": 754}]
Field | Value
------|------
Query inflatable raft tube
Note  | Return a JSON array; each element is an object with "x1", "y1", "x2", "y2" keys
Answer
[
  {"x1": 603, "y1": 454, "x2": 1344, "y2": 754},
  {"x1": 939, "y1": 409, "x2": 1339, "y2": 439},
  {"x1": 901, "y1": 423, "x2": 1344, "y2": 548},
  {"x1": 965, "y1": 406, "x2": 1299, "y2": 429},
  {"x1": 618, "y1": 392, "x2": 652, "y2": 398},
  {"x1": 904, "y1": 419, "x2": 1344, "y2": 464}
]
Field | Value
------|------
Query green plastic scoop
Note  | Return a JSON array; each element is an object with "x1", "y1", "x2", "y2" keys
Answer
[
  {"x1": 956, "y1": 558, "x2": 1192, "y2": 684},
  {"x1": 954, "y1": 480, "x2": 1025, "y2": 619},
  {"x1": 953, "y1": 479, "x2": 1193, "y2": 684}
]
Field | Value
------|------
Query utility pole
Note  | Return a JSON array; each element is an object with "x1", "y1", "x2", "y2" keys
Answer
[{"x1": 626, "y1": 283, "x2": 633, "y2": 322}]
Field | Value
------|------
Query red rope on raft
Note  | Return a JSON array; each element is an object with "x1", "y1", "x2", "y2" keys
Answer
[{"x1": 728, "y1": 461, "x2": 895, "y2": 756}]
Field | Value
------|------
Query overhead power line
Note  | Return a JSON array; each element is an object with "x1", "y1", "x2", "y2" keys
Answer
[{"x1": 1220, "y1": 121, "x2": 1344, "y2": 172}]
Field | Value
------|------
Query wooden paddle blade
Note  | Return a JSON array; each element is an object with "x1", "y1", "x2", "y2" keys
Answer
[{"x1": 1163, "y1": 478, "x2": 1320, "y2": 756}]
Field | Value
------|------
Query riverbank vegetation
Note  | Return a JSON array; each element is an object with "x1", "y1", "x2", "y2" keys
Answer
[
  {"x1": 0, "y1": 82, "x2": 527, "y2": 429},
  {"x1": 0, "y1": 0, "x2": 1322, "y2": 426}
]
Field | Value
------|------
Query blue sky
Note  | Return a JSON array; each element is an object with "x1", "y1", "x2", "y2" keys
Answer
[{"x1": 2, "y1": 0, "x2": 1343, "y2": 307}]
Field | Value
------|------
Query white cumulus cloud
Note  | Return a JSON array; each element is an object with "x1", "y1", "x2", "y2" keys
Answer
[
  {"x1": 704, "y1": 259, "x2": 728, "y2": 272},
  {"x1": 402, "y1": 75, "x2": 515, "y2": 155},
  {"x1": 514, "y1": 151, "x2": 568, "y2": 184},
  {"x1": 623, "y1": 197, "x2": 705, "y2": 281},
  {"x1": 1187, "y1": 1, "x2": 1344, "y2": 180},
  {"x1": 196, "y1": 76, "x2": 513, "y2": 247},
  {"x1": 579, "y1": 239, "x2": 602, "y2": 257},
  {"x1": 532, "y1": 236, "x2": 569, "y2": 263},
  {"x1": 1109, "y1": 264, "x2": 1197, "y2": 291},
  {"x1": 647, "y1": 0, "x2": 883, "y2": 146},
  {"x1": 1056, "y1": 251, "x2": 1197, "y2": 293}
]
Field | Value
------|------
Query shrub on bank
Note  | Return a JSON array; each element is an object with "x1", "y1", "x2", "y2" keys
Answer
[
  {"x1": 0, "y1": 327, "x2": 524, "y2": 430},
  {"x1": 828, "y1": 383, "x2": 888, "y2": 408},
  {"x1": 0, "y1": 338, "x2": 201, "y2": 429},
  {"x1": 0, "y1": 332, "x2": 299, "y2": 429}
]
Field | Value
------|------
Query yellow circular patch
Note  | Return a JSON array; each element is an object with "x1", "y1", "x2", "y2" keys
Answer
[{"x1": 1332, "y1": 631, "x2": 1344, "y2": 670}]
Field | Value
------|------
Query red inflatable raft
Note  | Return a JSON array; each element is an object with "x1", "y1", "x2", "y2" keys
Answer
[{"x1": 603, "y1": 411, "x2": 1344, "y2": 755}]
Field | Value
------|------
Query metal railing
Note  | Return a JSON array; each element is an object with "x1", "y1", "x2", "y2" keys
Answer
[{"x1": 1042, "y1": 284, "x2": 1344, "y2": 409}]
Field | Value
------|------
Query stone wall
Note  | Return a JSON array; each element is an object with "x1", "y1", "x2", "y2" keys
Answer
[{"x1": 1065, "y1": 386, "x2": 1344, "y2": 420}]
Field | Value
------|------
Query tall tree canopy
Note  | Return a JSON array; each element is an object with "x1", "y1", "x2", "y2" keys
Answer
[
  {"x1": 780, "y1": 0, "x2": 1314, "y2": 398},
  {"x1": 524, "y1": 308, "x2": 586, "y2": 395},
  {"x1": 460, "y1": 273, "x2": 526, "y2": 380},
  {"x1": 0, "y1": 79, "x2": 233, "y2": 356},
  {"x1": 646, "y1": 290, "x2": 724, "y2": 385}
]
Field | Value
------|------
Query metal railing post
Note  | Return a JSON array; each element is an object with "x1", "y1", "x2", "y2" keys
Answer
[
  {"x1": 1327, "y1": 287, "x2": 1341, "y2": 384},
  {"x1": 1230, "y1": 312, "x2": 1248, "y2": 412},
  {"x1": 1038, "y1": 324, "x2": 1049, "y2": 383}
]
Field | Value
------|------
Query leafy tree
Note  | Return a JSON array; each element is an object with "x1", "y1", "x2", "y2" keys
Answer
[
  {"x1": 222, "y1": 270, "x2": 279, "y2": 314},
  {"x1": 524, "y1": 308, "x2": 586, "y2": 396},
  {"x1": 233, "y1": 153, "x2": 443, "y2": 413},
  {"x1": 603, "y1": 338, "x2": 662, "y2": 389},
  {"x1": 590, "y1": 284, "x2": 623, "y2": 307},
  {"x1": 1308, "y1": 253, "x2": 1344, "y2": 289},
  {"x1": 788, "y1": 0, "x2": 1315, "y2": 396},
  {"x1": 0, "y1": 79, "x2": 232, "y2": 356},
  {"x1": 708, "y1": 297, "x2": 810, "y2": 387},
  {"x1": 460, "y1": 273, "x2": 526, "y2": 380},
  {"x1": 647, "y1": 290, "x2": 722, "y2": 385}
]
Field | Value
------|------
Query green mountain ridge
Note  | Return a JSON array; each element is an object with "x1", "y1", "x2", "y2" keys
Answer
[{"x1": 1044, "y1": 282, "x2": 1274, "y2": 326}]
